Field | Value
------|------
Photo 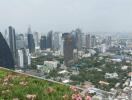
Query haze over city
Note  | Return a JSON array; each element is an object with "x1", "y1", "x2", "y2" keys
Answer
[
  {"x1": 0, "y1": 0, "x2": 132, "y2": 100},
  {"x1": 0, "y1": 0, "x2": 132, "y2": 33}
]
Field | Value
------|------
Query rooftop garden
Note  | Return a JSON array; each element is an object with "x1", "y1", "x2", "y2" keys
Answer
[{"x1": 0, "y1": 67, "x2": 92, "y2": 100}]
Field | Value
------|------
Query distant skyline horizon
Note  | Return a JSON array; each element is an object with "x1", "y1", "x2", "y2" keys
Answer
[
  {"x1": 0, "y1": 25, "x2": 132, "y2": 36},
  {"x1": 0, "y1": 0, "x2": 132, "y2": 33},
  {"x1": 0, "y1": 25, "x2": 132, "y2": 35}
]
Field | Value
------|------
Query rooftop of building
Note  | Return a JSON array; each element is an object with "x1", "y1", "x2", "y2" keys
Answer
[{"x1": 0, "y1": 67, "x2": 74, "y2": 100}]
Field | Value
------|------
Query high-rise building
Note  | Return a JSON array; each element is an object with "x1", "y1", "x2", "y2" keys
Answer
[
  {"x1": 0, "y1": 32, "x2": 14, "y2": 69},
  {"x1": 86, "y1": 34, "x2": 91, "y2": 49},
  {"x1": 33, "y1": 32, "x2": 39, "y2": 48},
  {"x1": 24, "y1": 34, "x2": 28, "y2": 48},
  {"x1": 82, "y1": 33, "x2": 86, "y2": 48},
  {"x1": 100, "y1": 44, "x2": 106, "y2": 53},
  {"x1": 53, "y1": 32, "x2": 60, "y2": 51},
  {"x1": 17, "y1": 48, "x2": 31, "y2": 68},
  {"x1": 17, "y1": 50, "x2": 24, "y2": 68},
  {"x1": 27, "y1": 27, "x2": 35, "y2": 53},
  {"x1": 71, "y1": 31, "x2": 77, "y2": 49},
  {"x1": 26, "y1": 49, "x2": 31, "y2": 66},
  {"x1": 8, "y1": 26, "x2": 17, "y2": 61},
  {"x1": 4, "y1": 29, "x2": 9, "y2": 46},
  {"x1": 16, "y1": 34, "x2": 25, "y2": 49},
  {"x1": 107, "y1": 36, "x2": 112, "y2": 46},
  {"x1": 59, "y1": 33, "x2": 64, "y2": 56},
  {"x1": 63, "y1": 33, "x2": 74, "y2": 67},
  {"x1": 75, "y1": 28, "x2": 82, "y2": 51},
  {"x1": 40, "y1": 36, "x2": 47, "y2": 50},
  {"x1": 47, "y1": 31, "x2": 53, "y2": 49},
  {"x1": 27, "y1": 33, "x2": 35, "y2": 53},
  {"x1": 91, "y1": 35, "x2": 96, "y2": 48}
]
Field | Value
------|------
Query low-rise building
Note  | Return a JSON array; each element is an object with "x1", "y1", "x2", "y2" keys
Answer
[
  {"x1": 121, "y1": 65, "x2": 128, "y2": 70},
  {"x1": 37, "y1": 61, "x2": 59, "y2": 73},
  {"x1": 44, "y1": 61, "x2": 58, "y2": 68},
  {"x1": 105, "y1": 72, "x2": 118, "y2": 79},
  {"x1": 99, "y1": 81, "x2": 109, "y2": 85}
]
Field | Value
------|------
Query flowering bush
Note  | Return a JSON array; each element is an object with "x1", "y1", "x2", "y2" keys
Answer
[
  {"x1": 72, "y1": 94, "x2": 82, "y2": 100},
  {"x1": 70, "y1": 86, "x2": 78, "y2": 92},
  {"x1": 85, "y1": 96, "x2": 92, "y2": 100},
  {"x1": 70, "y1": 86, "x2": 92, "y2": 100}
]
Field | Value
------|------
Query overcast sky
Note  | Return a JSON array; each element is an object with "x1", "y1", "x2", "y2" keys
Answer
[{"x1": 0, "y1": 0, "x2": 132, "y2": 33}]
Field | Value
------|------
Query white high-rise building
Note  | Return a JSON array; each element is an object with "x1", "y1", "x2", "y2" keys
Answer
[
  {"x1": 26, "y1": 49, "x2": 31, "y2": 65},
  {"x1": 100, "y1": 44, "x2": 106, "y2": 53},
  {"x1": 53, "y1": 32, "x2": 60, "y2": 51},
  {"x1": 59, "y1": 33, "x2": 64, "y2": 56},
  {"x1": 33, "y1": 32, "x2": 39, "y2": 49},
  {"x1": 18, "y1": 50, "x2": 24, "y2": 68},
  {"x1": 17, "y1": 49, "x2": 31, "y2": 68}
]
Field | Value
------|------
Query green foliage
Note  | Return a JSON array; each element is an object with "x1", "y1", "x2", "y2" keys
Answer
[
  {"x1": 0, "y1": 70, "x2": 7, "y2": 78},
  {"x1": 70, "y1": 55, "x2": 130, "y2": 91},
  {"x1": 0, "y1": 68, "x2": 73, "y2": 100}
]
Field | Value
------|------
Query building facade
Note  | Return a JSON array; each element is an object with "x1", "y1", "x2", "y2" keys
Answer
[
  {"x1": 40, "y1": 36, "x2": 47, "y2": 50},
  {"x1": 63, "y1": 33, "x2": 74, "y2": 67},
  {"x1": 8, "y1": 26, "x2": 17, "y2": 61}
]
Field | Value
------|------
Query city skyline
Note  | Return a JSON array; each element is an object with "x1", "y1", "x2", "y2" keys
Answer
[
  {"x1": 0, "y1": 0, "x2": 132, "y2": 33},
  {"x1": 0, "y1": 1, "x2": 132, "y2": 100}
]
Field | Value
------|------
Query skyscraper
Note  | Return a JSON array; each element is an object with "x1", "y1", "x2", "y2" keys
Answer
[
  {"x1": 8, "y1": 26, "x2": 17, "y2": 61},
  {"x1": 27, "y1": 26, "x2": 35, "y2": 53},
  {"x1": 71, "y1": 31, "x2": 77, "y2": 49},
  {"x1": 47, "y1": 31, "x2": 53, "y2": 49},
  {"x1": 40, "y1": 36, "x2": 47, "y2": 50},
  {"x1": 4, "y1": 29, "x2": 9, "y2": 46},
  {"x1": 25, "y1": 49, "x2": 31, "y2": 66},
  {"x1": 75, "y1": 28, "x2": 82, "y2": 51},
  {"x1": 63, "y1": 33, "x2": 74, "y2": 67},
  {"x1": 59, "y1": 33, "x2": 64, "y2": 56},
  {"x1": 17, "y1": 49, "x2": 24, "y2": 68},
  {"x1": 53, "y1": 32, "x2": 60, "y2": 51},
  {"x1": 91, "y1": 35, "x2": 96, "y2": 48},
  {"x1": 17, "y1": 48, "x2": 31, "y2": 68},
  {"x1": 0, "y1": 32, "x2": 14, "y2": 69},
  {"x1": 86, "y1": 34, "x2": 91, "y2": 49},
  {"x1": 16, "y1": 34, "x2": 25, "y2": 49},
  {"x1": 33, "y1": 32, "x2": 39, "y2": 48},
  {"x1": 27, "y1": 34, "x2": 35, "y2": 53},
  {"x1": 107, "y1": 36, "x2": 112, "y2": 46},
  {"x1": 82, "y1": 33, "x2": 86, "y2": 48}
]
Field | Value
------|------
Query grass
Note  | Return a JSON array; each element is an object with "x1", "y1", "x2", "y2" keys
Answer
[
  {"x1": 0, "y1": 69, "x2": 8, "y2": 78},
  {"x1": 0, "y1": 67, "x2": 74, "y2": 100}
]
